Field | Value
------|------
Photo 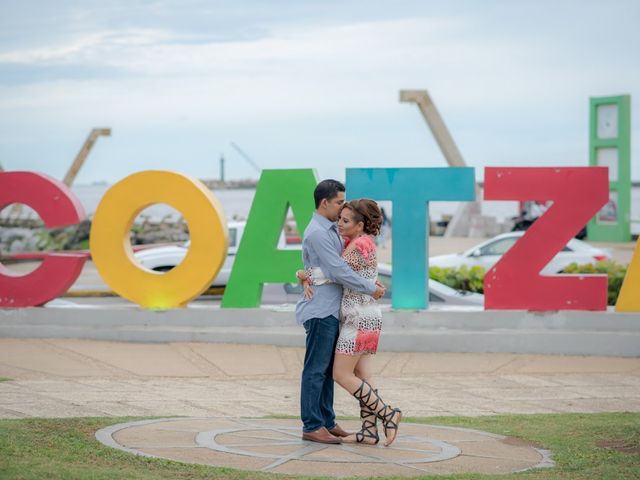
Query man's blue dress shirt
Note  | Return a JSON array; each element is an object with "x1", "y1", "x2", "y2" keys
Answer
[{"x1": 295, "y1": 212, "x2": 376, "y2": 325}]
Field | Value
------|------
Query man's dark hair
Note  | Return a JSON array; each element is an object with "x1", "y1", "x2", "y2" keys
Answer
[{"x1": 314, "y1": 179, "x2": 345, "y2": 208}]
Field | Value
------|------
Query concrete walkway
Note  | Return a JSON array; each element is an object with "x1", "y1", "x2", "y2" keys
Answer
[{"x1": 1, "y1": 339, "x2": 639, "y2": 420}]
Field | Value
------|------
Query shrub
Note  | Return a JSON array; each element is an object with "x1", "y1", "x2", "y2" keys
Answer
[
  {"x1": 429, "y1": 261, "x2": 628, "y2": 305},
  {"x1": 561, "y1": 260, "x2": 628, "y2": 305},
  {"x1": 429, "y1": 265, "x2": 486, "y2": 293}
]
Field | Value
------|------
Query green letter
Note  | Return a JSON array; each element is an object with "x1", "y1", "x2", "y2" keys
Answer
[{"x1": 221, "y1": 169, "x2": 317, "y2": 308}]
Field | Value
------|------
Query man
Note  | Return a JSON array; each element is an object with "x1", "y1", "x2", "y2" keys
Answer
[{"x1": 296, "y1": 179, "x2": 385, "y2": 444}]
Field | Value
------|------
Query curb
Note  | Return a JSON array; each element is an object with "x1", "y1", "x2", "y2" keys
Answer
[
  {"x1": 63, "y1": 287, "x2": 226, "y2": 298},
  {"x1": 1, "y1": 307, "x2": 639, "y2": 356}
]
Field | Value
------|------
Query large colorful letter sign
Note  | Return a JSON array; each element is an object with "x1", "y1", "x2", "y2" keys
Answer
[
  {"x1": 222, "y1": 169, "x2": 317, "y2": 308},
  {"x1": 90, "y1": 171, "x2": 228, "y2": 309},
  {"x1": 0, "y1": 172, "x2": 87, "y2": 307},
  {"x1": 484, "y1": 167, "x2": 608, "y2": 310},
  {"x1": 346, "y1": 168, "x2": 475, "y2": 309},
  {"x1": 616, "y1": 237, "x2": 640, "y2": 311}
]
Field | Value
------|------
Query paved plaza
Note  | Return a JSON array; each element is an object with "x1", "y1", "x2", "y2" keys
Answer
[
  {"x1": 95, "y1": 417, "x2": 553, "y2": 476},
  {"x1": 1, "y1": 339, "x2": 639, "y2": 420},
  {"x1": 3, "y1": 339, "x2": 638, "y2": 476}
]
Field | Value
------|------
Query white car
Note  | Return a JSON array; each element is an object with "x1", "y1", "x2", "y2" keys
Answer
[
  {"x1": 429, "y1": 231, "x2": 612, "y2": 274},
  {"x1": 134, "y1": 221, "x2": 247, "y2": 286},
  {"x1": 134, "y1": 221, "x2": 300, "y2": 286}
]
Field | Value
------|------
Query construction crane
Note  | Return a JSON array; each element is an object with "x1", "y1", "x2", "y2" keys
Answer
[
  {"x1": 399, "y1": 90, "x2": 481, "y2": 236},
  {"x1": 63, "y1": 128, "x2": 111, "y2": 186},
  {"x1": 0, "y1": 129, "x2": 110, "y2": 183},
  {"x1": 399, "y1": 90, "x2": 466, "y2": 168},
  {"x1": 1, "y1": 128, "x2": 111, "y2": 223},
  {"x1": 230, "y1": 141, "x2": 261, "y2": 175}
]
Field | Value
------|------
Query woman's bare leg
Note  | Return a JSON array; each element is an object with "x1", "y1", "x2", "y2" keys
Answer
[
  {"x1": 332, "y1": 353, "x2": 361, "y2": 394},
  {"x1": 335, "y1": 353, "x2": 402, "y2": 446},
  {"x1": 333, "y1": 353, "x2": 379, "y2": 445},
  {"x1": 354, "y1": 354, "x2": 374, "y2": 386}
]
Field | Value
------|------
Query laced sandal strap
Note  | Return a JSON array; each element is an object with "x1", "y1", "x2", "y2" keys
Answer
[
  {"x1": 379, "y1": 406, "x2": 401, "y2": 432},
  {"x1": 355, "y1": 418, "x2": 379, "y2": 444},
  {"x1": 353, "y1": 381, "x2": 381, "y2": 412},
  {"x1": 354, "y1": 383, "x2": 380, "y2": 444},
  {"x1": 354, "y1": 382, "x2": 400, "y2": 446},
  {"x1": 360, "y1": 407, "x2": 375, "y2": 419}
]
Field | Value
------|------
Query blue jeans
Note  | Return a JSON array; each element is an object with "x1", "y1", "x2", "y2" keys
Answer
[{"x1": 300, "y1": 315, "x2": 339, "y2": 433}]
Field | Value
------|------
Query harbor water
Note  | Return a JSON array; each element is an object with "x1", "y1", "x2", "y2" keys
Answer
[{"x1": 2, "y1": 183, "x2": 639, "y2": 234}]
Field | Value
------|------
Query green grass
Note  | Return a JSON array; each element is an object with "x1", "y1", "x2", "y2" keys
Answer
[
  {"x1": 0, "y1": 413, "x2": 638, "y2": 479},
  {"x1": 0, "y1": 377, "x2": 13, "y2": 382}
]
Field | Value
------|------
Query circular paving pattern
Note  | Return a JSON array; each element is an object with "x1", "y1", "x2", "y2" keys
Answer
[{"x1": 96, "y1": 417, "x2": 554, "y2": 477}]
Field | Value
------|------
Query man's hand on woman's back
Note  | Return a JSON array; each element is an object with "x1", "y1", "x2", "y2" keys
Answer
[{"x1": 373, "y1": 281, "x2": 386, "y2": 300}]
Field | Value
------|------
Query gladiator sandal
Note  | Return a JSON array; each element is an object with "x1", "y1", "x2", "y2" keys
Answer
[
  {"x1": 355, "y1": 389, "x2": 379, "y2": 445},
  {"x1": 353, "y1": 380, "x2": 402, "y2": 447}
]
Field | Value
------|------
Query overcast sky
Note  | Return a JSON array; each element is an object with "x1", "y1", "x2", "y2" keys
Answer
[{"x1": 1, "y1": 0, "x2": 638, "y2": 184}]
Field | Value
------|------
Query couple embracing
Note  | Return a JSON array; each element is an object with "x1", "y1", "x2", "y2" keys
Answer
[{"x1": 295, "y1": 179, "x2": 402, "y2": 446}]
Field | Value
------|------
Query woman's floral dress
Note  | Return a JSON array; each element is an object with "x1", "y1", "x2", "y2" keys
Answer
[{"x1": 335, "y1": 235, "x2": 382, "y2": 355}]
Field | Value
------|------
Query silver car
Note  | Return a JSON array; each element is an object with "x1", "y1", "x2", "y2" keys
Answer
[{"x1": 262, "y1": 262, "x2": 483, "y2": 307}]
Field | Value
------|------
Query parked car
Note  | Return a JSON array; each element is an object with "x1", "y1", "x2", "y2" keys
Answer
[
  {"x1": 135, "y1": 221, "x2": 246, "y2": 286},
  {"x1": 376, "y1": 263, "x2": 484, "y2": 306},
  {"x1": 136, "y1": 222, "x2": 483, "y2": 305},
  {"x1": 429, "y1": 231, "x2": 612, "y2": 274},
  {"x1": 264, "y1": 262, "x2": 484, "y2": 306}
]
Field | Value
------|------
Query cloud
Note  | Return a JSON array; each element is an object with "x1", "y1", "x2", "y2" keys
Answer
[
  {"x1": 2, "y1": 13, "x2": 637, "y2": 119},
  {"x1": 0, "y1": 3, "x2": 639, "y2": 182}
]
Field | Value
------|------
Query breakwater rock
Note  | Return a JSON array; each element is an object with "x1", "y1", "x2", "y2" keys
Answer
[{"x1": 0, "y1": 219, "x2": 189, "y2": 255}]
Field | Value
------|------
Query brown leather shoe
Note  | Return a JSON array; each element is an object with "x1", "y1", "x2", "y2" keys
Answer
[
  {"x1": 328, "y1": 424, "x2": 352, "y2": 438},
  {"x1": 302, "y1": 427, "x2": 342, "y2": 444}
]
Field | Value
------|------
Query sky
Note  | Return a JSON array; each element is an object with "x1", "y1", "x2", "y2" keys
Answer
[{"x1": 0, "y1": 0, "x2": 639, "y2": 185}]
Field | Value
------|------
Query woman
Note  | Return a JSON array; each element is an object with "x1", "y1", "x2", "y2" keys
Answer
[{"x1": 298, "y1": 199, "x2": 402, "y2": 446}]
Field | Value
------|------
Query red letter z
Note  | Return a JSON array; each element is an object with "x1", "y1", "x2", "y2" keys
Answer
[{"x1": 484, "y1": 167, "x2": 608, "y2": 311}]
